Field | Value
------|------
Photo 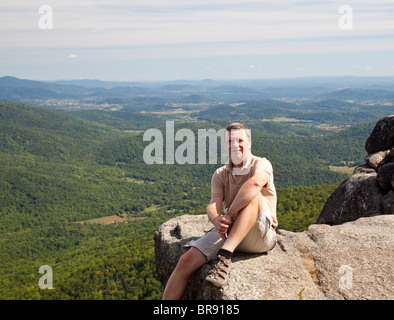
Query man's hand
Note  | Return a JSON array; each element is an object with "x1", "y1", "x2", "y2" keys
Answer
[{"x1": 213, "y1": 215, "x2": 233, "y2": 241}]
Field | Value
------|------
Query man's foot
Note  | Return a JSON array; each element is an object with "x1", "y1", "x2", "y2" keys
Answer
[{"x1": 205, "y1": 254, "x2": 231, "y2": 288}]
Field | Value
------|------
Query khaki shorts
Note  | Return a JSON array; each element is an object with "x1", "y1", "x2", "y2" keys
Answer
[{"x1": 183, "y1": 207, "x2": 277, "y2": 262}]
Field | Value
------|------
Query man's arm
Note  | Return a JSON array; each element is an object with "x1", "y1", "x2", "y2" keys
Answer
[
  {"x1": 227, "y1": 173, "x2": 267, "y2": 218},
  {"x1": 206, "y1": 196, "x2": 223, "y2": 223},
  {"x1": 206, "y1": 196, "x2": 232, "y2": 240}
]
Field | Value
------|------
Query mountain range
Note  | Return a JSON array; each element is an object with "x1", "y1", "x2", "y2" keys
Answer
[{"x1": 1, "y1": 75, "x2": 394, "y2": 104}]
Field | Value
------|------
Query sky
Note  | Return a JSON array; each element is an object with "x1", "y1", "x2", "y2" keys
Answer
[{"x1": 0, "y1": 0, "x2": 394, "y2": 81}]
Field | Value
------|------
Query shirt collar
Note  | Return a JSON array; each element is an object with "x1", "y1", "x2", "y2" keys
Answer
[{"x1": 225, "y1": 152, "x2": 253, "y2": 175}]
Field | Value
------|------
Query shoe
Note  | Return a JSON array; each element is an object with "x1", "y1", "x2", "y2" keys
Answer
[{"x1": 205, "y1": 255, "x2": 231, "y2": 288}]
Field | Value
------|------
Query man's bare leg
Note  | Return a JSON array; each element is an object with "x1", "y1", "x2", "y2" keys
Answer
[
  {"x1": 162, "y1": 247, "x2": 206, "y2": 300},
  {"x1": 221, "y1": 193, "x2": 263, "y2": 252},
  {"x1": 205, "y1": 194, "x2": 263, "y2": 287}
]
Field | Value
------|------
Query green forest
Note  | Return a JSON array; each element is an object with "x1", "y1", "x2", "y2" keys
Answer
[{"x1": 0, "y1": 99, "x2": 377, "y2": 299}]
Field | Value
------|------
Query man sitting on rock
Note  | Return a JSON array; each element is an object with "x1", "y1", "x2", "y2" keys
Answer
[{"x1": 162, "y1": 122, "x2": 278, "y2": 299}]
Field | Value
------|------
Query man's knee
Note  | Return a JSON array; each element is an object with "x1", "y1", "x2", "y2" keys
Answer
[
  {"x1": 176, "y1": 248, "x2": 206, "y2": 274},
  {"x1": 177, "y1": 251, "x2": 194, "y2": 270},
  {"x1": 239, "y1": 193, "x2": 263, "y2": 215}
]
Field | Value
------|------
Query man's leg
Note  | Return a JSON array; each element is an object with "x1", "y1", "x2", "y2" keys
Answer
[
  {"x1": 205, "y1": 194, "x2": 262, "y2": 287},
  {"x1": 221, "y1": 193, "x2": 263, "y2": 252},
  {"x1": 162, "y1": 247, "x2": 206, "y2": 300}
]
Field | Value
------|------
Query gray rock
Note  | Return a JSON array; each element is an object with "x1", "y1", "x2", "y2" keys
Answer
[
  {"x1": 282, "y1": 215, "x2": 394, "y2": 300},
  {"x1": 316, "y1": 172, "x2": 383, "y2": 225},
  {"x1": 365, "y1": 115, "x2": 394, "y2": 154},
  {"x1": 154, "y1": 214, "x2": 213, "y2": 290},
  {"x1": 377, "y1": 162, "x2": 394, "y2": 192},
  {"x1": 154, "y1": 214, "x2": 394, "y2": 300},
  {"x1": 382, "y1": 190, "x2": 394, "y2": 214},
  {"x1": 365, "y1": 149, "x2": 392, "y2": 169},
  {"x1": 353, "y1": 163, "x2": 376, "y2": 175},
  {"x1": 387, "y1": 148, "x2": 394, "y2": 164}
]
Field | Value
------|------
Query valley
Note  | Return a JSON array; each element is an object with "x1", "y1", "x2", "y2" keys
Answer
[{"x1": 0, "y1": 76, "x2": 393, "y2": 299}]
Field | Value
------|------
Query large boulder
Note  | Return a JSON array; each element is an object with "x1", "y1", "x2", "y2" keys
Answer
[
  {"x1": 154, "y1": 214, "x2": 394, "y2": 300},
  {"x1": 365, "y1": 115, "x2": 394, "y2": 154},
  {"x1": 316, "y1": 172, "x2": 382, "y2": 225}
]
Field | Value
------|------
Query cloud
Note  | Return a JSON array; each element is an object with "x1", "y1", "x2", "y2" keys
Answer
[
  {"x1": 248, "y1": 65, "x2": 256, "y2": 72},
  {"x1": 68, "y1": 54, "x2": 78, "y2": 59},
  {"x1": 1, "y1": 0, "x2": 394, "y2": 67}
]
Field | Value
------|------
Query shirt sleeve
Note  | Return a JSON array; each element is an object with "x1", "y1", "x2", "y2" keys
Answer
[
  {"x1": 252, "y1": 158, "x2": 273, "y2": 186},
  {"x1": 211, "y1": 169, "x2": 224, "y2": 199}
]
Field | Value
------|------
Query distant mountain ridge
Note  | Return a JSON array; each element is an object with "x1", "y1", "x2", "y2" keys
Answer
[
  {"x1": 2, "y1": 75, "x2": 394, "y2": 104},
  {"x1": 1, "y1": 75, "x2": 394, "y2": 130},
  {"x1": 0, "y1": 76, "x2": 88, "y2": 92}
]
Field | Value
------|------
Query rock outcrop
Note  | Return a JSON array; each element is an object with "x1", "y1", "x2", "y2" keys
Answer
[
  {"x1": 317, "y1": 115, "x2": 394, "y2": 225},
  {"x1": 154, "y1": 214, "x2": 394, "y2": 300}
]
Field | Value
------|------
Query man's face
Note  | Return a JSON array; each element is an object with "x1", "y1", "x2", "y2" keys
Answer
[{"x1": 225, "y1": 129, "x2": 251, "y2": 166}]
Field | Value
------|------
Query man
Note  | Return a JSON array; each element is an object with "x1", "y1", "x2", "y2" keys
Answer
[{"x1": 162, "y1": 123, "x2": 277, "y2": 300}]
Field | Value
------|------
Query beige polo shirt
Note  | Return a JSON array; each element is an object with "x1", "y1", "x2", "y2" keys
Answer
[{"x1": 211, "y1": 153, "x2": 278, "y2": 228}]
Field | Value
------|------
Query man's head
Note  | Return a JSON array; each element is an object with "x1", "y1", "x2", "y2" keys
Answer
[{"x1": 224, "y1": 123, "x2": 251, "y2": 167}]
